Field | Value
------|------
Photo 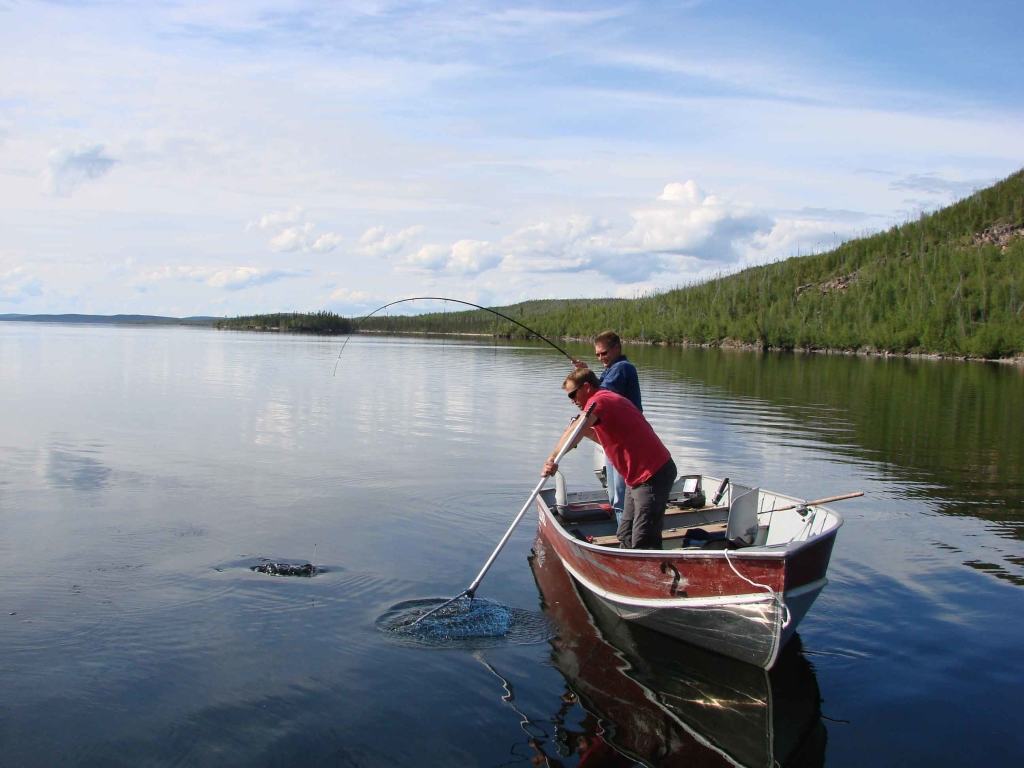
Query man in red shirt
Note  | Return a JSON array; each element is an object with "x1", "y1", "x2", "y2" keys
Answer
[{"x1": 542, "y1": 368, "x2": 677, "y2": 549}]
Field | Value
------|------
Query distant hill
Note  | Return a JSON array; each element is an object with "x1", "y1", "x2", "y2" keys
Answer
[
  {"x1": 0, "y1": 314, "x2": 217, "y2": 326},
  {"x1": 356, "y1": 168, "x2": 1024, "y2": 360},
  {"x1": 214, "y1": 311, "x2": 350, "y2": 334}
]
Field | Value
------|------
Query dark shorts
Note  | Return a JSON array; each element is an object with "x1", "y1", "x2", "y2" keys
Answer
[{"x1": 616, "y1": 458, "x2": 677, "y2": 549}]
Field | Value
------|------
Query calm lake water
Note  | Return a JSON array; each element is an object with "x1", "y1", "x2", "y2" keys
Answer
[{"x1": 1, "y1": 322, "x2": 1022, "y2": 767}]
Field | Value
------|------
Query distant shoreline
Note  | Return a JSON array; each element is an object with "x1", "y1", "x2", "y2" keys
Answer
[
  {"x1": 5, "y1": 316, "x2": 1018, "y2": 365},
  {"x1": 346, "y1": 328, "x2": 1024, "y2": 365},
  {"x1": 0, "y1": 313, "x2": 216, "y2": 326}
]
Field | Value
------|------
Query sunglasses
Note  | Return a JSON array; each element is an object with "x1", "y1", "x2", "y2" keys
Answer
[{"x1": 567, "y1": 388, "x2": 582, "y2": 401}]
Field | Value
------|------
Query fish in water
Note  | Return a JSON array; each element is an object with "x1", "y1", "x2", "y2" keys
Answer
[{"x1": 250, "y1": 562, "x2": 317, "y2": 577}]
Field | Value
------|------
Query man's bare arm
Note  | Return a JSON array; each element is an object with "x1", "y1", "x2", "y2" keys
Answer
[{"x1": 542, "y1": 409, "x2": 599, "y2": 477}]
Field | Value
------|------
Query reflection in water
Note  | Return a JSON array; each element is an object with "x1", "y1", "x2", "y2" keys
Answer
[
  {"x1": 623, "y1": 346, "x2": 1024, "y2": 587},
  {"x1": 631, "y1": 349, "x2": 1023, "y2": 537},
  {"x1": 42, "y1": 443, "x2": 112, "y2": 491},
  {"x1": 482, "y1": 657, "x2": 639, "y2": 768},
  {"x1": 526, "y1": 534, "x2": 825, "y2": 767},
  {"x1": 253, "y1": 398, "x2": 297, "y2": 450}
]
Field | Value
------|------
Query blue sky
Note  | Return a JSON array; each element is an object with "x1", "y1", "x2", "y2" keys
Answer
[{"x1": 1, "y1": 0, "x2": 1021, "y2": 316}]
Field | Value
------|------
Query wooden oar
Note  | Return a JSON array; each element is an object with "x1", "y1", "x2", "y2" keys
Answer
[
  {"x1": 411, "y1": 404, "x2": 595, "y2": 626},
  {"x1": 772, "y1": 491, "x2": 863, "y2": 513}
]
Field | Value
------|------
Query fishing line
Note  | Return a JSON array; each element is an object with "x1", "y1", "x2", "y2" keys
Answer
[{"x1": 332, "y1": 296, "x2": 574, "y2": 375}]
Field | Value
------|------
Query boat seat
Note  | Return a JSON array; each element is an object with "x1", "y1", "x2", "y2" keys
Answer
[
  {"x1": 553, "y1": 470, "x2": 615, "y2": 523},
  {"x1": 664, "y1": 504, "x2": 727, "y2": 520},
  {"x1": 724, "y1": 485, "x2": 760, "y2": 548},
  {"x1": 589, "y1": 521, "x2": 728, "y2": 548},
  {"x1": 558, "y1": 501, "x2": 614, "y2": 524},
  {"x1": 678, "y1": 526, "x2": 727, "y2": 548}
]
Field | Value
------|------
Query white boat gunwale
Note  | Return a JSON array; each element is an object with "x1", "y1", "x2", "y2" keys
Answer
[{"x1": 538, "y1": 474, "x2": 844, "y2": 560}]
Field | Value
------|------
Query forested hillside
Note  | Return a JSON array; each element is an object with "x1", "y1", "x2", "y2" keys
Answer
[
  {"x1": 215, "y1": 311, "x2": 351, "y2": 334},
  {"x1": 357, "y1": 169, "x2": 1024, "y2": 359}
]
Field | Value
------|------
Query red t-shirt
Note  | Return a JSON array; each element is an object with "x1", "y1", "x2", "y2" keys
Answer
[{"x1": 588, "y1": 389, "x2": 671, "y2": 486}]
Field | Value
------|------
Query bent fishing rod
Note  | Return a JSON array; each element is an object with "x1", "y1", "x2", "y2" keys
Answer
[{"x1": 333, "y1": 296, "x2": 573, "y2": 375}]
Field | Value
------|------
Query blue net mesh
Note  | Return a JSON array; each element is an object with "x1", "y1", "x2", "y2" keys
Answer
[{"x1": 377, "y1": 598, "x2": 552, "y2": 648}]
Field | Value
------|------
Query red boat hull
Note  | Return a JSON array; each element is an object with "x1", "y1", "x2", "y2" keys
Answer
[
  {"x1": 528, "y1": 533, "x2": 827, "y2": 767},
  {"x1": 535, "y1": 498, "x2": 838, "y2": 668}
]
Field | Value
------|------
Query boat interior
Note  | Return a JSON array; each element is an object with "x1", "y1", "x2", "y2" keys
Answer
[{"x1": 541, "y1": 473, "x2": 838, "y2": 551}]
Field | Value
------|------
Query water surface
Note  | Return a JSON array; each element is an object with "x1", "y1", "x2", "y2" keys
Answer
[{"x1": 1, "y1": 323, "x2": 1021, "y2": 766}]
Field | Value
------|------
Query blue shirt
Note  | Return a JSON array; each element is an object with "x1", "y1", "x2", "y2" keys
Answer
[{"x1": 599, "y1": 356, "x2": 642, "y2": 411}]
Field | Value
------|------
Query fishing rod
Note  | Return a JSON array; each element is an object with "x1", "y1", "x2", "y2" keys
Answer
[{"x1": 332, "y1": 296, "x2": 573, "y2": 375}]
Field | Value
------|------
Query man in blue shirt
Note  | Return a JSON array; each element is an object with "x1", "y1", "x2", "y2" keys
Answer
[{"x1": 573, "y1": 330, "x2": 642, "y2": 522}]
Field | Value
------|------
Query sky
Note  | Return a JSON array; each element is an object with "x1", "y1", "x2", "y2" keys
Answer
[{"x1": 1, "y1": 0, "x2": 1022, "y2": 317}]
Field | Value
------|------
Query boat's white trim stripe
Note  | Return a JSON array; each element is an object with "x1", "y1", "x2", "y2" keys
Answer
[{"x1": 558, "y1": 556, "x2": 827, "y2": 609}]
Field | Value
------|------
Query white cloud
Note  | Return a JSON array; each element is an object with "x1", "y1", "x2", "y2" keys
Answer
[
  {"x1": 397, "y1": 238, "x2": 501, "y2": 276},
  {"x1": 269, "y1": 223, "x2": 315, "y2": 252},
  {"x1": 0, "y1": 267, "x2": 43, "y2": 303},
  {"x1": 625, "y1": 182, "x2": 773, "y2": 264},
  {"x1": 43, "y1": 144, "x2": 117, "y2": 196},
  {"x1": 311, "y1": 232, "x2": 343, "y2": 253},
  {"x1": 253, "y1": 208, "x2": 342, "y2": 254},
  {"x1": 448, "y1": 239, "x2": 501, "y2": 274},
  {"x1": 402, "y1": 244, "x2": 449, "y2": 271},
  {"x1": 658, "y1": 180, "x2": 704, "y2": 204},
  {"x1": 358, "y1": 225, "x2": 423, "y2": 258},
  {"x1": 328, "y1": 287, "x2": 373, "y2": 304},
  {"x1": 492, "y1": 6, "x2": 628, "y2": 28},
  {"x1": 743, "y1": 218, "x2": 854, "y2": 265},
  {"x1": 207, "y1": 267, "x2": 302, "y2": 290},
  {"x1": 134, "y1": 265, "x2": 303, "y2": 291},
  {"x1": 325, "y1": 286, "x2": 384, "y2": 316},
  {"x1": 136, "y1": 266, "x2": 212, "y2": 285},
  {"x1": 381, "y1": 181, "x2": 795, "y2": 285},
  {"x1": 502, "y1": 215, "x2": 611, "y2": 273},
  {"x1": 494, "y1": 184, "x2": 775, "y2": 282},
  {"x1": 613, "y1": 282, "x2": 658, "y2": 299},
  {"x1": 889, "y1": 173, "x2": 984, "y2": 199},
  {"x1": 249, "y1": 206, "x2": 304, "y2": 231},
  {"x1": 594, "y1": 48, "x2": 849, "y2": 106}
]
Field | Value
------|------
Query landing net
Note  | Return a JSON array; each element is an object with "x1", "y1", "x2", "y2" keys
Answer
[{"x1": 377, "y1": 598, "x2": 552, "y2": 649}]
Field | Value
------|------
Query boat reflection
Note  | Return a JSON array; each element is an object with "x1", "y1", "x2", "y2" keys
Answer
[{"x1": 527, "y1": 534, "x2": 827, "y2": 767}]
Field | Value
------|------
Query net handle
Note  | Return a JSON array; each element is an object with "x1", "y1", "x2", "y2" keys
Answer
[{"x1": 411, "y1": 404, "x2": 595, "y2": 626}]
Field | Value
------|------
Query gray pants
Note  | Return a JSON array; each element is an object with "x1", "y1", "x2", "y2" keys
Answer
[{"x1": 616, "y1": 458, "x2": 677, "y2": 550}]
